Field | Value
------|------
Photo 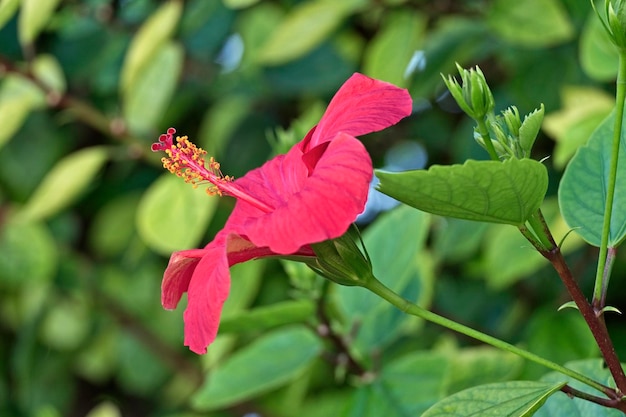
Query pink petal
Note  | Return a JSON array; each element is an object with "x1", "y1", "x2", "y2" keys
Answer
[
  {"x1": 243, "y1": 133, "x2": 372, "y2": 254},
  {"x1": 182, "y1": 242, "x2": 231, "y2": 354},
  {"x1": 161, "y1": 249, "x2": 207, "y2": 309},
  {"x1": 305, "y1": 73, "x2": 413, "y2": 150}
]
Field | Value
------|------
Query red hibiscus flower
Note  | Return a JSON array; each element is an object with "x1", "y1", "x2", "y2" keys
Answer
[{"x1": 152, "y1": 73, "x2": 412, "y2": 354}]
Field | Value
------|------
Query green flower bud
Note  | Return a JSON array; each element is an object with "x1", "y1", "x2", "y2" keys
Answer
[
  {"x1": 594, "y1": 0, "x2": 626, "y2": 50},
  {"x1": 306, "y1": 225, "x2": 374, "y2": 287},
  {"x1": 442, "y1": 63, "x2": 495, "y2": 121}
]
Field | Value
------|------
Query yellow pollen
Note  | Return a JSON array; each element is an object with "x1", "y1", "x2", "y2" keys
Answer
[{"x1": 160, "y1": 136, "x2": 233, "y2": 196}]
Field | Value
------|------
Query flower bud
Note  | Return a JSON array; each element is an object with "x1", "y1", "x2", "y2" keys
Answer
[
  {"x1": 305, "y1": 225, "x2": 374, "y2": 287},
  {"x1": 595, "y1": 0, "x2": 626, "y2": 49},
  {"x1": 442, "y1": 64, "x2": 495, "y2": 121}
]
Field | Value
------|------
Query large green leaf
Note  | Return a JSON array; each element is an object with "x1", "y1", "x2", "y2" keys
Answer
[
  {"x1": 19, "y1": 146, "x2": 110, "y2": 221},
  {"x1": 18, "y1": 0, "x2": 61, "y2": 45},
  {"x1": 559, "y1": 111, "x2": 626, "y2": 246},
  {"x1": 487, "y1": 0, "x2": 574, "y2": 47},
  {"x1": 377, "y1": 159, "x2": 548, "y2": 226},
  {"x1": 192, "y1": 326, "x2": 322, "y2": 411},
  {"x1": 119, "y1": 1, "x2": 182, "y2": 92},
  {"x1": 257, "y1": 0, "x2": 364, "y2": 65},
  {"x1": 422, "y1": 381, "x2": 566, "y2": 417},
  {"x1": 362, "y1": 10, "x2": 426, "y2": 87},
  {"x1": 136, "y1": 173, "x2": 218, "y2": 255},
  {"x1": 535, "y1": 360, "x2": 623, "y2": 417}
]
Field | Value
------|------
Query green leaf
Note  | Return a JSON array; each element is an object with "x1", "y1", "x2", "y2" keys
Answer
[
  {"x1": 580, "y1": 11, "x2": 619, "y2": 81},
  {"x1": 520, "y1": 309, "x2": 599, "y2": 381},
  {"x1": 223, "y1": 0, "x2": 260, "y2": 9},
  {"x1": 19, "y1": 146, "x2": 109, "y2": 221},
  {"x1": 487, "y1": 0, "x2": 574, "y2": 47},
  {"x1": 0, "y1": 74, "x2": 46, "y2": 150},
  {"x1": 32, "y1": 54, "x2": 67, "y2": 96},
  {"x1": 119, "y1": 1, "x2": 182, "y2": 92},
  {"x1": 0, "y1": 219, "x2": 57, "y2": 289},
  {"x1": 123, "y1": 42, "x2": 183, "y2": 134},
  {"x1": 543, "y1": 87, "x2": 614, "y2": 169},
  {"x1": 218, "y1": 300, "x2": 315, "y2": 334},
  {"x1": 422, "y1": 381, "x2": 566, "y2": 417},
  {"x1": 559, "y1": 110, "x2": 626, "y2": 246},
  {"x1": 519, "y1": 104, "x2": 545, "y2": 156},
  {"x1": 334, "y1": 206, "x2": 431, "y2": 354},
  {"x1": 362, "y1": 10, "x2": 426, "y2": 87},
  {"x1": 377, "y1": 159, "x2": 548, "y2": 226},
  {"x1": 192, "y1": 326, "x2": 322, "y2": 411},
  {"x1": 257, "y1": 0, "x2": 364, "y2": 65},
  {"x1": 342, "y1": 352, "x2": 451, "y2": 417},
  {"x1": 535, "y1": 360, "x2": 623, "y2": 417},
  {"x1": 18, "y1": 0, "x2": 61, "y2": 45},
  {"x1": 0, "y1": 0, "x2": 19, "y2": 31},
  {"x1": 136, "y1": 173, "x2": 218, "y2": 255}
]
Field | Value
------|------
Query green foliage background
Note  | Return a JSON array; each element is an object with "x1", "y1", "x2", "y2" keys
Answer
[{"x1": 0, "y1": 0, "x2": 624, "y2": 416}]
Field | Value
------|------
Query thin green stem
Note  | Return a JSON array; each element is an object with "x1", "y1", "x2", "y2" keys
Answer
[
  {"x1": 593, "y1": 51, "x2": 626, "y2": 305},
  {"x1": 526, "y1": 210, "x2": 556, "y2": 251},
  {"x1": 600, "y1": 247, "x2": 617, "y2": 309},
  {"x1": 362, "y1": 276, "x2": 616, "y2": 398},
  {"x1": 476, "y1": 117, "x2": 500, "y2": 161}
]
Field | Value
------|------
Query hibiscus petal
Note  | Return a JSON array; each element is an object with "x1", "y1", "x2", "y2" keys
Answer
[
  {"x1": 182, "y1": 242, "x2": 231, "y2": 354},
  {"x1": 244, "y1": 133, "x2": 372, "y2": 254},
  {"x1": 306, "y1": 73, "x2": 413, "y2": 150},
  {"x1": 161, "y1": 249, "x2": 207, "y2": 309}
]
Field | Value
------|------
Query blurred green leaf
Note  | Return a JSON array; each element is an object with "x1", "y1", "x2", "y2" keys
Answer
[
  {"x1": 39, "y1": 295, "x2": 90, "y2": 351},
  {"x1": 445, "y1": 346, "x2": 524, "y2": 393},
  {"x1": 335, "y1": 206, "x2": 431, "y2": 354},
  {"x1": 18, "y1": 0, "x2": 61, "y2": 45},
  {"x1": 0, "y1": 219, "x2": 57, "y2": 289},
  {"x1": 535, "y1": 360, "x2": 623, "y2": 417},
  {"x1": 257, "y1": 0, "x2": 364, "y2": 65},
  {"x1": 222, "y1": 0, "x2": 260, "y2": 9},
  {"x1": 123, "y1": 41, "x2": 183, "y2": 134},
  {"x1": 363, "y1": 10, "x2": 426, "y2": 87},
  {"x1": 520, "y1": 309, "x2": 599, "y2": 381},
  {"x1": 422, "y1": 381, "x2": 566, "y2": 417},
  {"x1": 559, "y1": 110, "x2": 626, "y2": 246},
  {"x1": 117, "y1": 333, "x2": 170, "y2": 395},
  {"x1": 198, "y1": 95, "x2": 253, "y2": 157},
  {"x1": 219, "y1": 300, "x2": 314, "y2": 334},
  {"x1": 0, "y1": 0, "x2": 19, "y2": 30},
  {"x1": 580, "y1": 11, "x2": 618, "y2": 81},
  {"x1": 120, "y1": 1, "x2": 182, "y2": 92},
  {"x1": 32, "y1": 54, "x2": 66, "y2": 96},
  {"x1": 19, "y1": 146, "x2": 109, "y2": 221},
  {"x1": 84, "y1": 402, "x2": 122, "y2": 417},
  {"x1": 377, "y1": 159, "x2": 548, "y2": 226},
  {"x1": 88, "y1": 193, "x2": 140, "y2": 258},
  {"x1": 543, "y1": 86, "x2": 614, "y2": 169},
  {"x1": 487, "y1": 0, "x2": 574, "y2": 47},
  {"x1": 192, "y1": 326, "x2": 322, "y2": 411},
  {"x1": 482, "y1": 199, "x2": 583, "y2": 289},
  {"x1": 136, "y1": 173, "x2": 218, "y2": 255},
  {"x1": 0, "y1": 74, "x2": 47, "y2": 150}
]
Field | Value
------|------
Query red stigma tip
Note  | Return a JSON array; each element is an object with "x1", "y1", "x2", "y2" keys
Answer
[{"x1": 152, "y1": 129, "x2": 177, "y2": 152}]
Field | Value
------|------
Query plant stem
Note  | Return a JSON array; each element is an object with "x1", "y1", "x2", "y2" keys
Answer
[
  {"x1": 544, "y1": 247, "x2": 626, "y2": 395},
  {"x1": 561, "y1": 385, "x2": 626, "y2": 412},
  {"x1": 362, "y1": 276, "x2": 616, "y2": 398},
  {"x1": 593, "y1": 51, "x2": 626, "y2": 306},
  {"x1": 600, "y1": 247, "x2": 618, "y2": 309},
  {"x1": 476, "y1": 117, "x2": 500, "y2": 161}
]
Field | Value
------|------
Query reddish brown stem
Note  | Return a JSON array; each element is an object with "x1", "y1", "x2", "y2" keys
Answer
[{"x1": 544, "y1": 247, "x2": 626, "y2": 397}]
